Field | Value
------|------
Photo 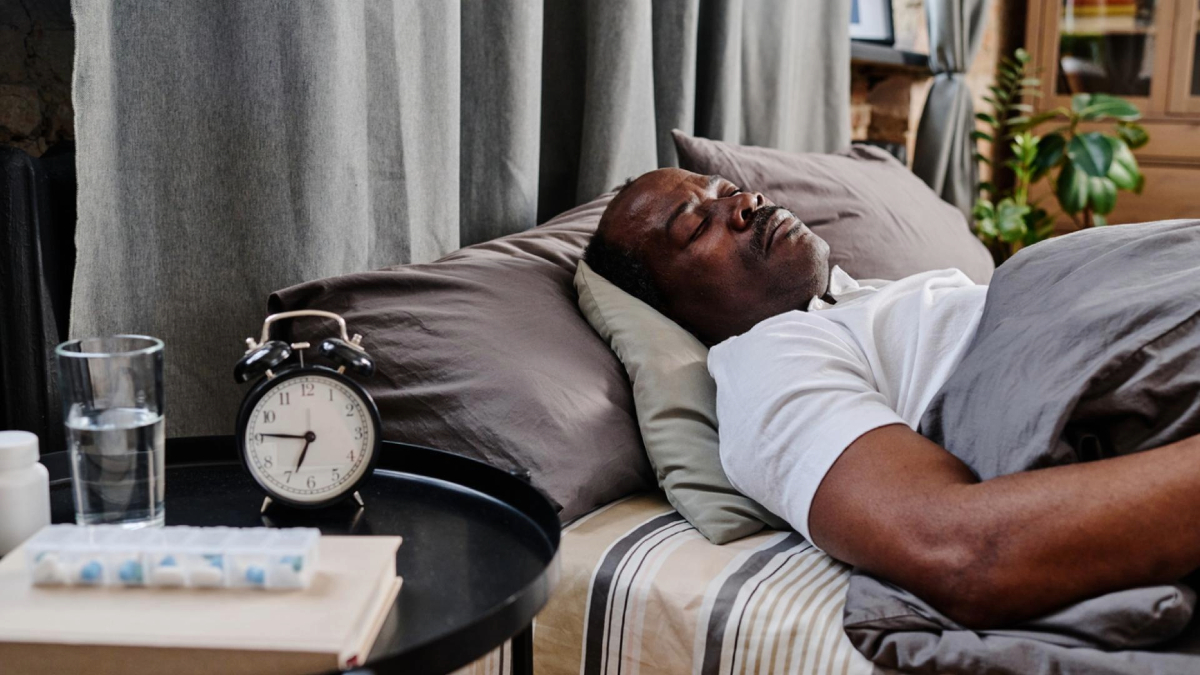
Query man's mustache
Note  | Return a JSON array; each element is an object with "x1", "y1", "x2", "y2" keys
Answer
[{"x1": 749, "y1": 205, "x2": 790, "y2": 257}]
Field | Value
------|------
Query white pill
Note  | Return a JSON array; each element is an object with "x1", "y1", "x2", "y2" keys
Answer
[
  {"x1": 190, "y1": 566, "x2": 224, "y2": 588},
  {"x1": 32, "y1": 555, "x2": 64, "y2": 586},
  {"x1": 152, "y1": 567, "x2": 187, "y2": 587}
]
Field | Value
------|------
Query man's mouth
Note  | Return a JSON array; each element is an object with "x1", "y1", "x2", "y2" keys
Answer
[
  {"x1": 749, "y1": 205, "x2": 808, "y2": 259},
  {"x1": 763, "y1": 210, "x2": 803, "y2": 255}
]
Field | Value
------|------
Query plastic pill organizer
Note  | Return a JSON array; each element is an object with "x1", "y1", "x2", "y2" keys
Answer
[{"x1": 23, "y1": 525, "x2": 320, "y2": 590}]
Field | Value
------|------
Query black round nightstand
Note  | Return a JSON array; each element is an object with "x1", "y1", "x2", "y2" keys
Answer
[{"x1": 44, "y1": 436, "x2": 560, "y2": 675}]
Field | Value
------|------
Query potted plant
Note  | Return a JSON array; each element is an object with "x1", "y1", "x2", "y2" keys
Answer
[{"x1": 972, "y1": 49, "x2": 1150, "y2": 263}]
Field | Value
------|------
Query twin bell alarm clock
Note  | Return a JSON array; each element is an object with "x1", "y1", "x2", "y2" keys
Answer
[{"x1": 233, "y1": 310, "x2": 381, "y2": 510}]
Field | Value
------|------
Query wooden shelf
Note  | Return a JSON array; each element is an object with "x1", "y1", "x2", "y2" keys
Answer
[
  {"x1": 850, "y1": 41, "x2": 931, "y2": 73},
  {"x1": 1059, "y1": 14, "x2": 1156, "y2": 35}
]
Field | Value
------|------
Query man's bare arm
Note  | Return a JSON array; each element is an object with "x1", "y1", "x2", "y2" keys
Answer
[{"x1": 809, "y1": 424, "x2": 1200, "y2": 629}]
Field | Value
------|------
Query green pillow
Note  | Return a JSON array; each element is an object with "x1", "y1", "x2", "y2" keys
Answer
[{"x1": 574, "y1": 261, "x2": 787, "y2": 544}]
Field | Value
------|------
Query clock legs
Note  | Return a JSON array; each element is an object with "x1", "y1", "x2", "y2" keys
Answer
[{"x1": 259, "y1": 493, "x2": 362, "y2": 516}]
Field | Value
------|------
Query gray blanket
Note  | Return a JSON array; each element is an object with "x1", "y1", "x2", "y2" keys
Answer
[{"x1": 843, "y1": 219, "x2": 1200, "y2": 674}]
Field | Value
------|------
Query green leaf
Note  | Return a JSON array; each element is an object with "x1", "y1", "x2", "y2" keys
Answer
[
  {"x1": 1056, "y1": 162, "x2": 1088, "y2": 214},
  {"x1": 1087, "y1": 176, "x2": 1117, "y2": 214},
  {"x1": 973, "y1": 198, "x2": 998, "y2": 236},
  {"x1": 1022, "y1": 206, "x2": 1056, "y2": 244},
  {"x1": 1071, "y1": 93, "x2": 1093, "y2": 113},
  {"x1": 1019, "y1": 77, "x2": 1040, "y2": 86},
  {"x1": 975, "y1": 112, "x2": 999, "y2": 126},
  {"x1": 979, "y1": 181, "x2": 996, "y2": 194},
  {"x1": 1105, "y1": 138, "x2": 1142, "y2": 192},
  {"x1": 1079, "y1": 93, "x2": 1142, "y2": 121},
  {"x1": 982, "y1": 96, "x2": 998, "y2": 107},
  {"x1": 1010, "y1": 130, "x2": 1039, "y2": 163},
  {"x1": 1010, "y1": 109, "x2": 1061, "y2": 131},
  {"x1": 1068, "y1": 132, "x2": 1114, "y2": 177},
  {"x1": 971, "y1": 130, "x2": 994, "y2": 142},
  {"x1": 1117, "y1": 122, "x2": 1149, "y2": 149},
  {"x1": 995, "y1": 198, "x2": 1032, "y2": 243},
  {"x1": 1032, "y1": 132, "x2": 1066, "y2": 179},
  {"x1": 1092, "y1": 213, "x2": 1108, "y2": 227},
  {"x1": 1015, "y1": 47, "x2": 1030, "y2": 62},
  {"x1": 1012, "y1": 103, "x2": 1035, "y2": 113}
]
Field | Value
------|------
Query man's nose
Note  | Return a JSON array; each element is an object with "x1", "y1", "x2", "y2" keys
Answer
[{"x1": 728, "y1": 191, "x2": 766, "y2": 231}]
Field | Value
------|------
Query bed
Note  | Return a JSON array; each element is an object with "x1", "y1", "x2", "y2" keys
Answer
[
  {"x1": 271, "y1": 132, "x2": 994, "y2": 674},
  {"x1": 458, "y1": 494, "x2": 873, "y2": 675}
]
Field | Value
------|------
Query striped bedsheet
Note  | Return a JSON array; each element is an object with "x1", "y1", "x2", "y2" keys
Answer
[{"x1": 457, "y1": 493, "x2": 879, "y2": 675}]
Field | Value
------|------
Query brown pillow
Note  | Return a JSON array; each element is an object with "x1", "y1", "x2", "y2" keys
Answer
[
  {"x1": 672, "y1": 130, "x2": 995, "y2": 284},
  {"x1": 268, "y1": 195, "x2": 654, "y2": 522}
]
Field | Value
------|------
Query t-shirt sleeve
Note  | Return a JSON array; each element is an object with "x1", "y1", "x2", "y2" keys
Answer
[{"x1": 708, "y1": 314, "x2": 905, "y2": 547}]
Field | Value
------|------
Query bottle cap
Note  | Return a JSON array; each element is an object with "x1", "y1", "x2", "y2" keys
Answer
[{"x1": 0, "y1": 431, "x2": 39, "y2": 470}]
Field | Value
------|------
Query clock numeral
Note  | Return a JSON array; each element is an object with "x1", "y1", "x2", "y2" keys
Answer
[
  {"x1": 354, "y1": 426, "x2": 364, "y2": 440},
  {"x1": 301, "y1": 383, "x2": 315, "y2": 397},
  {"x1": 279, "y1": 392, "x2": 291, "y2": 406},
  {"x1": 263, "y1": 410, "x2": 276, "y2": 424},
  {"x1": 283, "y1": 470, "x2": 293, "y2": 483},
  {"x1": 328, "y1": 388, "x2": 334, "y2": 402},
  {"x1": 262, "y1": 455, "x2": 273, "y2": 468},
  {"x1": 254, "y1": 433, "x2": 264, "y2": 444},
  {"x1": 347, "y1": 450, "x2": 355, "y2": 462},
  {"x1": 306, "y1": 475, "x2": 317, "y2": 489},
  {"x1": 344, "y1": 403, "x2": 354, "y2": 417},
  {"x1": 332, "y1": 468, "x2": 340, "y2": 482}
]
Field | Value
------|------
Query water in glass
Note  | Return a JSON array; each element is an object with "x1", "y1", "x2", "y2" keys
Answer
[{"x1": 66, "y1": 406, "x2": 165, "y2": 528}]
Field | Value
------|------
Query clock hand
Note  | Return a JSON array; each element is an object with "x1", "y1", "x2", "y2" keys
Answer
[
  {"x1": 295, "y1": 428, "x2": 317, "y2": 472},
  {"x1": 260, "y1": 433, "x2": 308, "y2": 439}
]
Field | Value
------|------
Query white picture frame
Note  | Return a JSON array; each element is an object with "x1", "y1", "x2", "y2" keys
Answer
[{"x1": 850, "y1": 0, "x2": 895, "y2": 45}]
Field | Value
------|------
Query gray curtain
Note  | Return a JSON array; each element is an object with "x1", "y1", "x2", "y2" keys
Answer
[
  {"x1": 71, "y1": 0, "x2": 849, "y2": 437},
  {"x1": 912, "y1": 0, "x2": 990, "y2": 216}
]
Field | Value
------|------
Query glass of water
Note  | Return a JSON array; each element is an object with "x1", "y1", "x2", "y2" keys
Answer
[{"x1": 56, "y1": 336, "x2": 165, "y2": 528}]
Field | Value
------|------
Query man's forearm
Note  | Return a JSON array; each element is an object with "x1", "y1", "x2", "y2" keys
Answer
[
  {"x1": 810, "y1": 425, "x2": 1200, "y2": 629},
  {"x1": 940, "y1": 433, "x2": 1200, "y2": 626}
]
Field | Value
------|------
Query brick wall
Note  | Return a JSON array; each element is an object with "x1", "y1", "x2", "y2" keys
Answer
[{"x1": 0, "y1": 0, "x2": 73, "y2": 158}]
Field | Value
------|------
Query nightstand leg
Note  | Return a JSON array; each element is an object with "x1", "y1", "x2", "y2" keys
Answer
[{"x1": 511, "y1": 624, "x2": 533, "y2": 675}]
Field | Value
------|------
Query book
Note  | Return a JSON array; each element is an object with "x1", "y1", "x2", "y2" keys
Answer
[{"x1": 0, "y1": 535, "x2": 402, "y2": 675}]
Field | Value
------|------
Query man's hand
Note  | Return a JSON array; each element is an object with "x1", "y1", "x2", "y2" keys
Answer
[{"x1": 809, "y1": 424, "x2": 1200, "y2": 629}]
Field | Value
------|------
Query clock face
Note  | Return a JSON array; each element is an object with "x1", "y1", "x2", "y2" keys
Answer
[{"x1": 242, "y1": 372, "x2": 377, "y2": 505}]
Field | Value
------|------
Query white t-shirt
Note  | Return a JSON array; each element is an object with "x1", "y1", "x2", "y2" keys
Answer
[{"x1": 708, "y1": 266, "x2": 987, "y2": 545}]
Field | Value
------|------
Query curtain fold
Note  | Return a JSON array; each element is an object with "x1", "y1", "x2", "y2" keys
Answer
[
  {"x1": 71, "y1": 0, "x2": 849, "y2": 436},
  {"x1": 912, "y1": 0, "x2": 991, "y2": 217}
]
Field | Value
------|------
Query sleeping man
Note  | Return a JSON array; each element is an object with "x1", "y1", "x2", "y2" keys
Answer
[{"x1": 583, "y1": 167, "x2": 1200, "y2": 631}]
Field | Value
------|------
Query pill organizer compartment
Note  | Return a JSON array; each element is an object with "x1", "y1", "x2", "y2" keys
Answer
[
  {"x1": 144, "y1": 527, "x2": 201, "y2": 587},
  {"x1": 25, "y1": 525, "x2": 80, "y2": 586},
  {"x1": 264, "y1": 528, "x2": 320, "y2": 590},
  {"x1": 93, "y1": 527, "x2": 159, "y2": 587},
  {"x1": 225, "y1": 528, "x2": 274, "y2": 589},
  {"x1": 175, "y1": 527, "x2": 233, "y2": 589}
]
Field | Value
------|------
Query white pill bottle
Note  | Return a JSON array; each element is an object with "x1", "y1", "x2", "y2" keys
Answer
[{"x1": 0, "y1": 431, "x2": 51, "y2": 556}]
